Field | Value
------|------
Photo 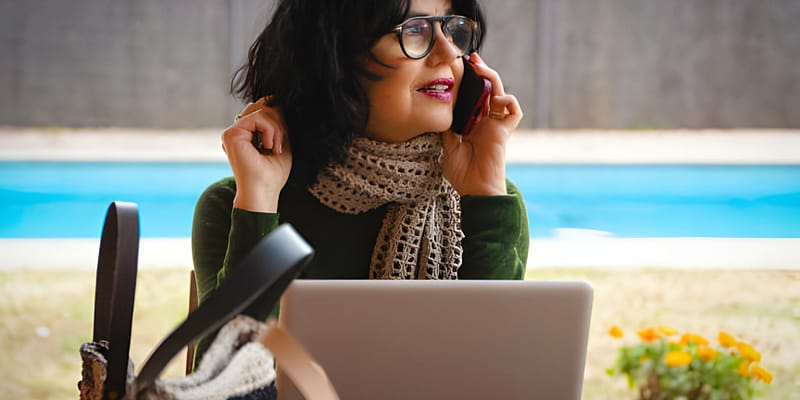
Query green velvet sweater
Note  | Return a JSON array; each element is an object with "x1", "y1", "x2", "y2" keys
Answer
[{"x1": 190, "y1": 176, "x2": 529, "y2": 364}]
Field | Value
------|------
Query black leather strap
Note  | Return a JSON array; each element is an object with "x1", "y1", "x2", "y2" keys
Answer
[
  {"x1": 92, "y1": 201, "x2": 139, "y2": 400},
  {"x1": 136, "y1": 224, "x2": 314, "y2": 392}
]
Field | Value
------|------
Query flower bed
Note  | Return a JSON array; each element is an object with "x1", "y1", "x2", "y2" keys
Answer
[{"x1": 607, "y1": 326, "x2": 772, "y2": 399}]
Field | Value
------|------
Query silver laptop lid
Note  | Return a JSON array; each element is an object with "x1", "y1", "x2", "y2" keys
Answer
[{"x1": 277, "y1": 280, "x2": 593, "y2": 400}]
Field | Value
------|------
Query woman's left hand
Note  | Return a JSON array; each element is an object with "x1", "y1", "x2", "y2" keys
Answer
[{"x1": 443, "y1": 53, "x2": 523, "y2": 196}]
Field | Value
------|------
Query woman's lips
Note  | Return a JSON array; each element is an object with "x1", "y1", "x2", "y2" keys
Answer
[{"x1": 417, "y1": 77, "x2": 454, "y2": 102}]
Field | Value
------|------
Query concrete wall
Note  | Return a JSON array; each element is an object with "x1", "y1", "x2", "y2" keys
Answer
[
  {"x1": 0, "y1": 0, "x2": 273, "y2": 128},
  {"x1": 1, "y1": 0, "x2": 798, "y2": 129},
  {"x1": 526, "y1": 0, "x2": 800, "y2": 128}
]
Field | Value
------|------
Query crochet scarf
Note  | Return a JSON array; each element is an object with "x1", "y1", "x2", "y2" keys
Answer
[{"x1": 308, "y1": 132, "x2": 463, "y2": 279}]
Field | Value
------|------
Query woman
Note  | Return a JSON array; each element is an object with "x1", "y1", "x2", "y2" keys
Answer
[{"x1": 192, "y1": 0, "x2": 529, "y2": 364}]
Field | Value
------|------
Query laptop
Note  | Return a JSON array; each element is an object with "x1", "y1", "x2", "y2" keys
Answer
[{"x1": 276, "y1": 280, "x2": 593, "y2": 400}]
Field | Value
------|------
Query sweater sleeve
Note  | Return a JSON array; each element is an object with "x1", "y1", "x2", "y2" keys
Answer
[
  {"x1": 457, "y1": 179, "x2": 529, "y2": 280},
  {"x1": 191, "y1": 178, "x2": 279, "y2": 304},
  {"x1": 218, "y1": 208, "x2": 280, "y2": 283},
  {"x1": 190, "y1": 178, "x2": 279, "y2": 368}
]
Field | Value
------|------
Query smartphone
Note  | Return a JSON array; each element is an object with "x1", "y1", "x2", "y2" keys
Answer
[{"x1": 450, "y1": 56, "x2": 492, "y2": 135}]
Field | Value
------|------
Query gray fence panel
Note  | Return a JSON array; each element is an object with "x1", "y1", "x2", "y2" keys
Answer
[
  {"x1": 1, "y1": 0, "x2": 798, "y2": 129},
  {"x1": 542, "y1": 0, "x2": 800, "y2": 128},
  {"x1": 0, "y1": 0, "x2": 275, "y2": 128}
]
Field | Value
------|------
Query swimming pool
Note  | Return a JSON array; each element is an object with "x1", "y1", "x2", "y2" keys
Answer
[{"x1": 1, "y1": 162, "x2": 799, "y2": 238}]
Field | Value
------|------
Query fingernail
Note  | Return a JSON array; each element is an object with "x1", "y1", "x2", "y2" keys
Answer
[{"x1": 276, "y1": 144, "x2": 282, "y2": 154}]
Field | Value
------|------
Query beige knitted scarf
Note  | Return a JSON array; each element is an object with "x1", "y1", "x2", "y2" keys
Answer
[{"x1": 309, "y1": 132, "x2": 463, "y2": 279}]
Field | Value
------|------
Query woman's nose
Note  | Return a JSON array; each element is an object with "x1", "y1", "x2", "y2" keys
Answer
[{"x1": 426, "y1": 25, "x2": 459, "y2": 64}]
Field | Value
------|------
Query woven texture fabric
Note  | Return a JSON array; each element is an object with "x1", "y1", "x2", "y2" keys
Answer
[
  {"x1": 78, "y1": 340, "x2": 110, "y2": 400},
  {"x1": 135, "y1": 316, "x2": 277, "y2": 400},
  {"x1": 309, "y1": 132, "x2": 463, "y2": 279},
  {"x1": 79, "y1": 340, "x2": 136, "y2": 400}
]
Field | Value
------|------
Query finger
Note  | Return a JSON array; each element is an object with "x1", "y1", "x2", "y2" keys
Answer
[
  {"x1": 488, "y1": 95, "x2": 523, "y2": 126},
  {"x1": 230, "y1": 98, "x2": 288, "y2": 153},
  {"x1": 235, "y1": 102, "x2": 259, "y2": 121},
  {"x1": 235, "y1": 107, "x2": 263, "y2": 122},
  {"x1": 221, "y1": 125, "x2": 257, "y2": 148},
  {"x1": 271, "y1": 128, "x2": 284, "y2": 154},
  {"x1": 469, "y1": 53, "x2": 505, "y2": 97},
  {"x1": 254, "y1": 122, "x2": 283, "y2": 154},
  {"x1": 489, "y1": 93, "x2": 513, "y2": 106},
  {"x1": 505, "y1": 95, "x2": 523, "y2": 123},
  {"x1": 487, "y1": 95, "x2": 510, "y2": 118},
  {"x1": 256, "y1": 106, "x2": 288, "y2": 154},
  {"x1": 234, "y1": 95, "x2": 271, "y2": 121},
  {"x1": 224, "y1": 116, "x2": 277, "y2": 154}
]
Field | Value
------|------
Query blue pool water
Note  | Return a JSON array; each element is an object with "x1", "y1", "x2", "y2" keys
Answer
[{"x1": 1, "y1": 162, "x2": 799, "y2": 238}]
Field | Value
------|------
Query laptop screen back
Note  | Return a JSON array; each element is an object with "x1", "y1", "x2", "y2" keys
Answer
[{"x1": 277, "y1": 280, "x2": 593, "y2": 400}]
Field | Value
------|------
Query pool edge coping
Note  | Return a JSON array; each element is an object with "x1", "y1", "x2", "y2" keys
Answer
[
  {"x1": 2, "y1": 237, "x2": 798, "y2": 270},
  {"x1": 2, "y1": 128, "x2": 800, "y2": 164}
]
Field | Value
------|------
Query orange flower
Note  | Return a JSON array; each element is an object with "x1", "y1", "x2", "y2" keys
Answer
[
  {"x1": 608, "y1": 325, "x2": 624, "y2": 339},
  {"x1": 637, "y1": 327, "x2": 660, "y2": 342},
  {"x1": 718, "y1": 331, "x2": 737, "y2": 348},
  {"x1": 664, "y1": 350, "x2": 693, "y2": 367},
  {"x1": 657, "y1": 325, "x2": 679, "y2": 336},
  {"x1": 738, "y1": 361, "x2": 752, "y2": 377},
  {"x1": 698, "y1": 346, "x2": 716, "y2": 361},
  {"x1": 680, "y1": 333, "x2": 709, "y2": 346},
  {"x1": 736, "y1": 341, "x2": 761, "y2": 362},
  {"x1": 751, "y1": 365, "x2": 773, "y2": 384}
]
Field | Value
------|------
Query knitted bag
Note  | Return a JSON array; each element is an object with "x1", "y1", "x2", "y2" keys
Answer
[{"x1": 78, "y1": 202, "x2": 339, "y2": 400}]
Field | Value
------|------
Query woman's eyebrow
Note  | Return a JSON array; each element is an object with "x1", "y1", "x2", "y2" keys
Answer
[{"x1": 407, "y1": 8, "x2": 454, "y2": 18}]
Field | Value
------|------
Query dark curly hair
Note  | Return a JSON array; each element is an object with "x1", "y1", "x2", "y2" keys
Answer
[{"x1": 231, "y1": 0, "x2": 486, "y2": 185}]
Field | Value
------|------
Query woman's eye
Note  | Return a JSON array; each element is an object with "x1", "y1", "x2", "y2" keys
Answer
[{"x1": 405, "y1": 22, "x2": 429, "y2": 36}]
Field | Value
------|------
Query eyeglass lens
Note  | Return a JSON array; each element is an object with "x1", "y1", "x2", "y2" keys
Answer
[{"x1": 401, "y1": 17, "x2": 474, "y2": 58}]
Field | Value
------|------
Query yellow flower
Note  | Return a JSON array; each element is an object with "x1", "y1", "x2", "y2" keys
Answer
[
  {"x1": 680, "y1": 333, "x2": 709, "y2": 346},
  {"x1": 736, "y1": 341, "x2": 761, "y2": 362},
  {"x1": 608, "y1": 325, "x2": 624, "y2": 339},
  {"x1": 610, "y1": 326, "x2": 772, "y2": 393},
  {"x1": 751, "y1": 365, "x2": 773, "y2": 384},
  {"x1": 637, "y1": 327, "x2": 660, "y2": 342},
  {"x1": 719, "y1": 331, "x2": 737, "y2": 348},
  {"x1": 693, "y1": 334, "x2": 709, "y2": 345},
  {"x1": 738, "y1": 361, "x2": 752, "y2": 377},
  {"x1": 698, "y1": 346, "x2": 716, "y2": 361},
  {"x1": 664, "y1": 350, "x2": 693, "y2": 367},
  {"x1": 657, "y1": 325, "x2": 679, "y2": 336}
]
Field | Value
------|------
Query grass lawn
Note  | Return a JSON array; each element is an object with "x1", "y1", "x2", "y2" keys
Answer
[{"x1": 1, "y1": 268, "x2": 798, "y2": 399}]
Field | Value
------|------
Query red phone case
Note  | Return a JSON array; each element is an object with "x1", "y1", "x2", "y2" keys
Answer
[{"x1": 451, "y1": 57, "x2": 492, "y2": 135}]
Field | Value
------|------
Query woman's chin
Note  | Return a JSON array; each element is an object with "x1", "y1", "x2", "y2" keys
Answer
[{"x1": 418, "y1": 116, "x2": 454, "y2": 133}]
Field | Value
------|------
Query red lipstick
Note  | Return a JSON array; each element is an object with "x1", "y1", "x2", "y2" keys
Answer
[{"x1": 417, "y1": 77, "x2": 454, "y2": 102}]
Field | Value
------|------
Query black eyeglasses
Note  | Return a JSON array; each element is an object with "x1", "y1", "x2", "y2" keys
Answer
[{"x1": 391, "y1": 15, "x2": 479, "y2": 60}]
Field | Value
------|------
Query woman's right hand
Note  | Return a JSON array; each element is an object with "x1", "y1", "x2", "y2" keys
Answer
[{"x1": 221, "y1": 97, "x2": 292, "y2": 213}]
